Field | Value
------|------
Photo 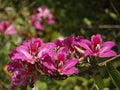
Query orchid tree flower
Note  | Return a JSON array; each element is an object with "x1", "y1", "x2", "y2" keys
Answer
[
  {"x1": 7, "y1": 60, "x2": 37, "y2": 88},
  {"x1": 55, "y1": 35, "x2": 85, "y2": 60},
  {"x1": 40, "y1": 42, "x2": 79, "y2": 76},
  {"x1": 0, "y1": 21, "x2": 17, "y2": 35},
  {"x1": 31, "y1": 6, "x2": 55, "y2": 30},
  {"x1": 79, "y1": 34, "x2": 117, "y2": 58},
  {"x1": 42, "y1": 52, "x2": 78, "y2": 76},
  {"x1": 9, "y1": 38, "x2": 43, "y2": 63}
]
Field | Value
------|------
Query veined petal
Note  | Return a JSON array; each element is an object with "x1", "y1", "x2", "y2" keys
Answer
[
  {"x1": 38, "y1": 42, "x2": 56, "y2": 57},
  {"x1": 17, "y1": 50, "x2": 32, "y2": 61},
  {"x1": 61, "y1": 67, "x2": 78, "y2": 75},
  {"x1": 13, "y1": 53, "x2": 28, "y2": 60},
  {"x1": 79, "y1": 40, "x2": 92, "y2": 53},
  {"x1": 42, "y1": 56, "x2": 56, "y2": 70},
  {"x1": 98, "y1": 50, "x2": 117, "y2": 57},
  {"x1": 62, "y1": 58, "x2": 78, "y2": 70},
  {"x1": 84, "y1": 50, "x2": 91, "y2": 57},
  {"x1": 42, "y1": 65, "x2": 55, "y2": 75},
  {"x1": 100, "y1": 41, "x2": 116, "y2": 53}
]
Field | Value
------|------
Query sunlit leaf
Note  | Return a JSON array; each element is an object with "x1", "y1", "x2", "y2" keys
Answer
[{"x1": 106, "y1": 63, "x2": 120, "y2": 89}]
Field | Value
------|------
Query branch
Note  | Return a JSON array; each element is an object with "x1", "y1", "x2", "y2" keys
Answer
[
  {"x1": 98, "y1": 54, "x2": 120, "y2": 66},
  {"x1": 80, "y1": 25, "x2": 120, "y2": 29},
  {"x1": 77, "y1": 55, "x2": 120, "y2": 76},
  {"x1": 109, "y1": 0, "x2": 120, "y2": 17}
]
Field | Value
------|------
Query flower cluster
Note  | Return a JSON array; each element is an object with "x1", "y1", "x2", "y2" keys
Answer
[
  {"x1": 31, "y1": 6, "x2": 55, "y2": 30},
  {"x1": 7, "y1": 34, "x2": 117, "y2": 88}
]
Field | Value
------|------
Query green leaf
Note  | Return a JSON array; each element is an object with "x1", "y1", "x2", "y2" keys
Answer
[
  {"x1": 106, "y1": 63, "x2": 120, "y2": 89},
  {"x1": 94, "y1": 74, "x2": 104, "y2": 90},
  {"x1": 51, "y1": 31, "x2": 60, "y2": 41},
  {"x1": 83, "y1": 18, "x2": 92, "y2": 26},
  {"x1": 36, "y1": 80, "x2": 47, "y2": 90}
]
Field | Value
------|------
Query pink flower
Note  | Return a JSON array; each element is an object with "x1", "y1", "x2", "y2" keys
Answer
[
  {"x1": 55, "y1": 35, "x2": 85, "y2": 59},
  {"x1": 10, "y1": 38, "x2": 43, "y2": 63},
  {"x1": 41, "y1": 46, "x2": 78, "y2": 76},
  {"x1": 0, "y1": 21, "x2": 17, "y2": 35},
  {"x1": 31, "y1": 6, "x2": 55, "y2": 30},
  {"x1": 79, "y1": 34, "x2": 117, "y2": 58},
  {"x1": 7, "y1": 60, "x2": 37, "y2": 88},
  {"x1": 36, "y1": 6, "x2": 55, "y2": 25}
]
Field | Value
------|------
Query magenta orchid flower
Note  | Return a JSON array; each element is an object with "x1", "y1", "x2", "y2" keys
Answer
[
  {"x1": 31, "y1": 6, "x2": 55, "y2": 30},
  {"x1": 41, "y1": 47, "x2": 78, "y2": 76},
  {"x1": 36, "y1": 6, "x2": 55, "y2": 25},
  {"x1": 0, "y1": 21, "x2": 17, "y2": 35},
  {"x1": 55, "y1": 35, "x2": 85, "y2": 59},
  {"x1": 7, "y1": 60, "x2": 37, "y2": 88},
  {"x1": 79, "y1": 34, "x2": 117, "y2": 58},
  {"x1": 55, "y1": 36, "x2": 83, "y2": 52},
  {"x1": 9, "y1": 38, "x2": 43, "y2": 63}
]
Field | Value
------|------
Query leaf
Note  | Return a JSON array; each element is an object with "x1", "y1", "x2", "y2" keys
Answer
[
  {"x1": 93, "y1": 74, "x2": 104, "y2": 90},
  {"x1": 51, "y1": 31, "x2": 60, "y2": 41},
  {"x1": 83, "y1": 18, "x2": 92, "y2": 26},
  {"x1": 36, "y1": 80, "x2": 47, "y2": 90},
  {"x1": 106, "y1": 63, "x2": 120, "y2": 89}
]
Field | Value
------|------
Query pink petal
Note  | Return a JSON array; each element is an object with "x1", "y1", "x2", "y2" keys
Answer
[
  {"x1": 79, "y1": 40, "x2": 92, "y2": 53},
  {"x1": 16, "y1": 43, "x2": 33, "y2": 62},
  {"x1": 0, "y1": 21, "x2": 8, "y2": 31},
  {"x1": 42, "y1": 65, "x2": 54, "y2": 75},
  {"x1": 19, "y1": 50, "x2": 32, "y2": 59},
  {"x1": 61, "y1": 67, "x2": 78, "y2": 75},
  {"x1": 98, "y1": 50, "x2": 117, "y2": 57},
  {"x1": 100, "y1": 41, "x2": 116, "y2": 53},
  {"x1": 13, "y1": 53, "x2": 31, "y2": 62},
  {"x1": 63, "y1": 58, "x2": 78, "y2": 70},
  {"x1": 5, "y1": 24, "x2": 17, "y2": 35},
  {"x1": 38, "y1": 43, "x2": 56, "y2": 58},
  {"x1": 57, "y1": 53, "x2": 66, "y2": 63},
  {"x1": 84, "y1": 50, "x2": 91, "y2": 57},
  {"x1": 47, "y1": 19, "x2": 55, "y2": 25},
  {"x1": 42, "y1": 56, "x2": 56, "y2": 70},
  {"x1": 91, "y1": 34, "x2": 102, "y2": 47},
  {"x1": 34, "y1": 21, "x2": 44, "y2": 30}
]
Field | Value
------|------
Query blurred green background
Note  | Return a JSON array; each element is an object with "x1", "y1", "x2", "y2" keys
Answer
[{"x1": 0, "y1": 0, "x2": 120, "y2": 90}]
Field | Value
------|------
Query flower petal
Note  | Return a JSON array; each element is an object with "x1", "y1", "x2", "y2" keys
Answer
[
  {"x1": 79, "y1": 40, "x2": 92, "y2": 53},
  {"x1": 62, "y1": 58, "x2": 78, "y2": 70},
  {"x1": 42, "y1": 55, "x2": 56, "y2": 70},
  {"x1": 100, "y1": 41, "x2": 116, "y2": 53},
  {"x1": 34, "y1": 21, "x2": 44, "y2": 30},
  {"x1": 98, "y1": 50, "x2": 117, "y2": 57},
  {"x1": 47, "y1": 19, "x2": 55, "y2": 25},
  {"x1": 91, "y1": 34, "x2": 102, "y2": 47},
  {"x1": 5, "y1": 24, "x2": 17, "y2": 35},
  {"x1": 61, "y1": 67, "x2": 78, "y2": 75}
]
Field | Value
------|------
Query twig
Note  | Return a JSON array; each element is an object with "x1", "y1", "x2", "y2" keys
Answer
[
  {"x1": 98, "y1": 54, "x2": 120, "y2": 66},
  {"x1": 77, "y1": 55, "x2": 120, "y2": 76},
  {"x1": 109, "y1": 0, "x2": 120, "y2": 17},
  {"x1": 80, "y1": 25, "x2": 120, "y2": 29}
]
